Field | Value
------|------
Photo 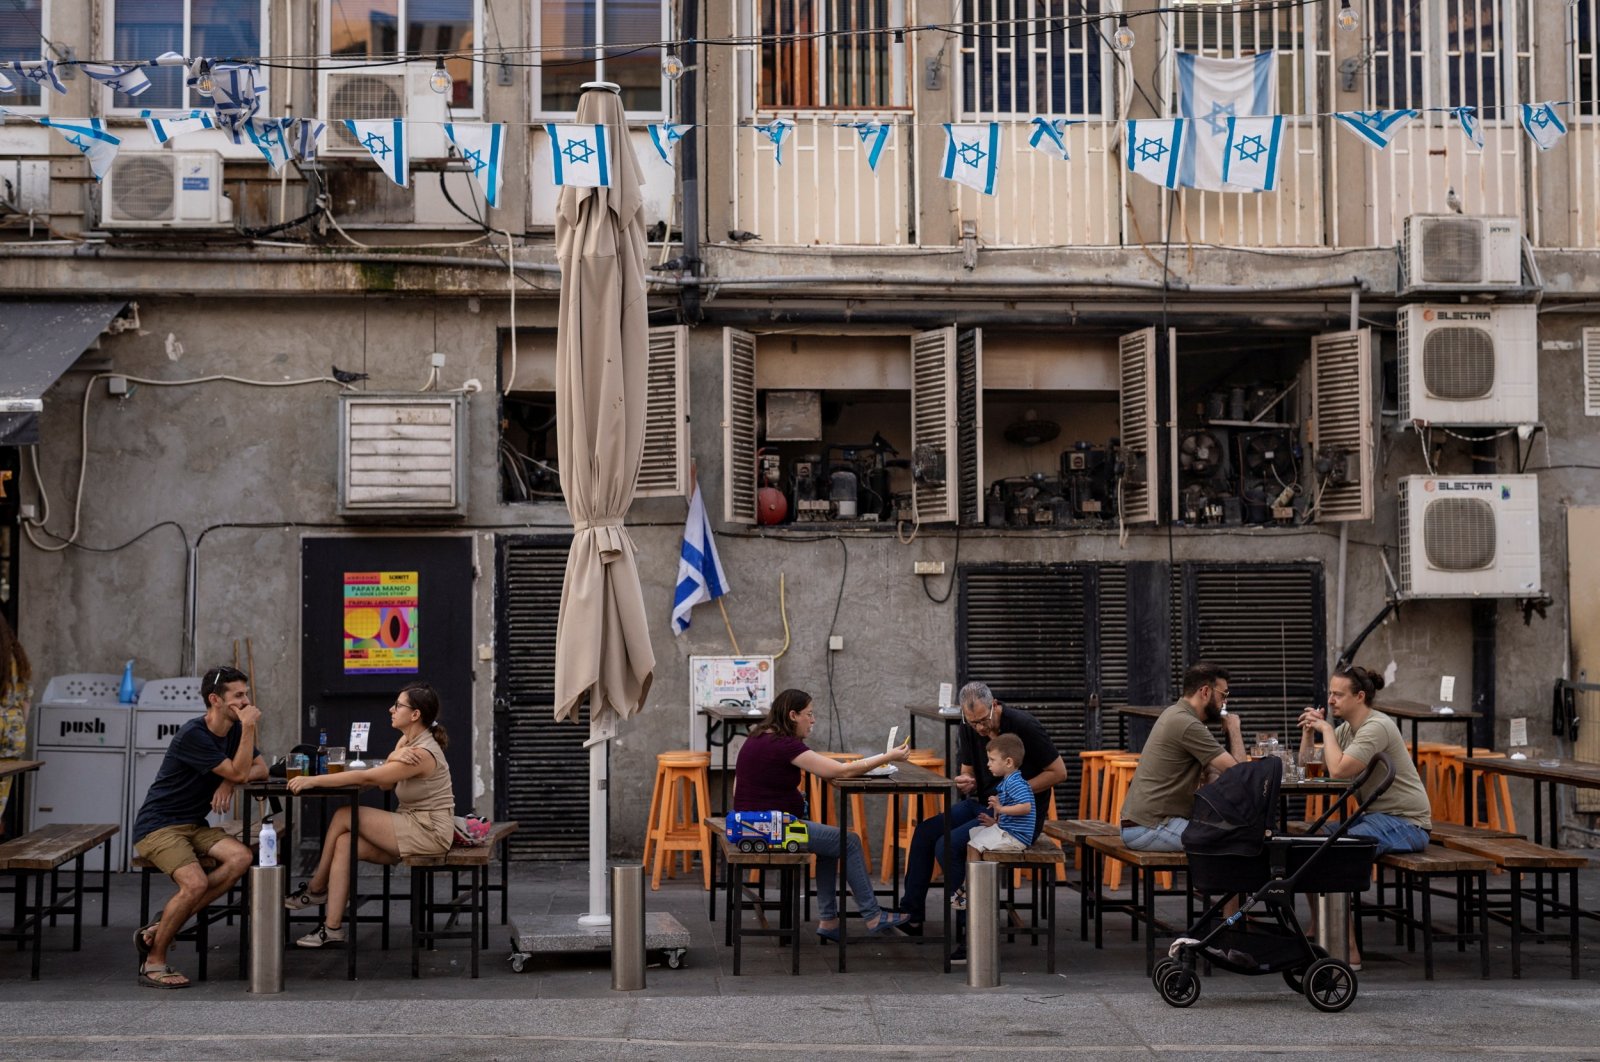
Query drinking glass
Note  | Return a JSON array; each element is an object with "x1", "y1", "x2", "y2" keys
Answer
[
  {"x1": 327, "y1": 747, "x2": 347, "y2": 774},
  {"x1": 286, "y1": 753, "x2": 308, "y2": 779}
]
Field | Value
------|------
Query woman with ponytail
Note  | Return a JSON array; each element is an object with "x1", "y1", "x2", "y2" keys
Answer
[{"x1": 284, "y1": 682, "x2": 455, "y2": 947}]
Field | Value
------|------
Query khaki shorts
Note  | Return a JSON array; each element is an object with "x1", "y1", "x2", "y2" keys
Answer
[{"x1": 134, "y1": 824, "x2": 231, "y2": 877}]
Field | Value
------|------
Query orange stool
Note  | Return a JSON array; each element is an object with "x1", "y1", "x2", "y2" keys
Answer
[
  {"x1": 1078, "y1": 751, "x2": 1120, "y2": 821},
  {"x1": 878, "y1": 754, "x2": 946, "y2": 884},
  {"x1": 1468, "y1": 752, "x2": 1518, "y2": 833},
  {"x1": 1100, "y1": 757, "x2": 1141, "y2": 891},
  {"x1": 644, "y1": 750, "x2": 713, "y2": 890},
  {"x1": 806, "y1": 753, "x2": 872, "y2": 877}
]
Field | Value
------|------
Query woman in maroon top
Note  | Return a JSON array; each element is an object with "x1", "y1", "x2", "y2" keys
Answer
[{"x1": 734, "y1": 688, "x2": 911, "y2": 941}]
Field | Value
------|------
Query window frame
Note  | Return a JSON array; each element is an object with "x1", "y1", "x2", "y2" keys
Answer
[
  {"x1": 104, "y1": 0, "x2": 272, "y2": 116},
  {"x1": 751, "y1": 0, "x2": 910, "y2": 114},
  {"x1": 318, "y1": 0, "x2": 485, "y2": 117},
  {"x1": 0, "y1": 0, "x2": 49, "y2": 114},
  {"x1": 955, "y1": 0, "x2": 1111, "y2": 121},
  {"x1": 1365, "y1": 0, "x2": 1524, "y2": 125},
  {"x1": 1575, "y1": 0, "x2": 1598, "y2": 119},
  {"x1": 531, "y1": 0, "x2": 671, "y2": 120}
]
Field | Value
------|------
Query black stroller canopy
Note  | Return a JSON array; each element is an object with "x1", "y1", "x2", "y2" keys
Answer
[{"x1": 1182, "y1": 755, "x2": 1283, "y2": 858}]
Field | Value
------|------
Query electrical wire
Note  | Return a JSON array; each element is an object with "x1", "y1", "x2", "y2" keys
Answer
[{"x1": 824, "y1": 537, "x2": 849, "y2": 750}]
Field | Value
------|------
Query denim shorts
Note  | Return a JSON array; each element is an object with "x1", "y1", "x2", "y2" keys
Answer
[
  {"x1": 1121, "y1": 817, "x2": 1188, "y2": 852},
  {"x1": 1335, "y1": 812, "x2": 1429, "y2": 857}
]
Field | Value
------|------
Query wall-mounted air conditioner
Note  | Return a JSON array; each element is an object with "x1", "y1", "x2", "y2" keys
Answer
[
  {"x1": 320, "y1": 64, "x2": 447, "y2": 159},
  {"x1": 1397, "y1": 304, "x2": 1538, "y2": 426},
  {"x1": 1398, "y1": 475, "x2": 1541, "y2": 599},
  {"x1": 338, "y1": 393, "x2": 467, "y2": 518},
  {"x1": 101, "y1": 152, "x2": 232, "y2": 229},
  {"x1": 1399, "y1": 215, "x2": 1522, "y2": 294}
]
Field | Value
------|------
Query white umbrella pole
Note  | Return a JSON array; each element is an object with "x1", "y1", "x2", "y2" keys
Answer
[{"x1": 579, "y1": 722, "x2": 612, "y2": 926}]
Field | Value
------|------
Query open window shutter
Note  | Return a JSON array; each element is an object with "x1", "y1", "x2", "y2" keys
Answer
[
  {"x1": 1585, "y1": 328, "x2": 1600, "y2": 417},
  {"x1": 636, "y1": 325, "x2": 689, "y2": 498},
  {"x1": 911, "y1": 327, "x2": 959, "y2": 524},
  {"x1": 956, "y1": 327, "x2": 984, "y2": 526},
  {"x1": 1118, "y1": 327, "x2": 1159, "y2": 524},
  {"x1": 1310, "y1": 328, "x2": 1374, "y2": 522},
  {"x1": 722, "y1": 328, "x2": 758, "y2": 523}
]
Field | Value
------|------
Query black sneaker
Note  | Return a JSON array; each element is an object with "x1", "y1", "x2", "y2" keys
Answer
[
  {"x1": 950, "y1": 944, "x2": 968, "y2": 965},
  {"x1": 899, "y1": 920, "x2": 925, "y2": 938}
]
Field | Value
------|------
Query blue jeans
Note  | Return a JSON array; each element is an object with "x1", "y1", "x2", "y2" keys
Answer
[
  {"x1": 1121, "y1": 818, "x2": 1189, "y2": 852},
  {"x1": 899, "y1": 797, "x2": 985, "y2": 923},
  {"x1": 1336, "y1": 812, "x2": 1429, "y2": 857},
  {"x1": 805, "y1": 822, "x2": 880, "y2": 921}
]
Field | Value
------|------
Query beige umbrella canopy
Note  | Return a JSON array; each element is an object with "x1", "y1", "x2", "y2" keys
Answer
[{"x1": 553, "y1": 83, "x2": 656, "y2": 725}]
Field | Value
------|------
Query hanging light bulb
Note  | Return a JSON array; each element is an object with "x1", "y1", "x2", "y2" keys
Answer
[
  {"x1": 429, "y1": 58, "x2": 452, "y2": 95},
  {"x1": 195, "y1": 59, "x2": 215, "y2": 97},
  {"x1": 1336, "y1": 2, "x2": 1360, "y2": 31},
  {"x1": 1112, "y1": 16, "x2": 1136, "y2": 53},
  {"x1": 661, "y1": 53, "x2": 685, "y2": 81}
]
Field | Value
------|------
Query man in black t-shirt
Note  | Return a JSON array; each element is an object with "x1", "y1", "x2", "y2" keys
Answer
[
  {"x1": 899, "y1": 681, "x2": 1067, "y2": 951},
  {"x1": 129, "y1": 666, "x2": 266, "y2": 988}
]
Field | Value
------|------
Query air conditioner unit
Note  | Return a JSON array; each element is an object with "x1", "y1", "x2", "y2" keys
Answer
[
  {"x1": 1399, "y1": 215, "x2": 1522, "y2": 294},
  {"x1": 320, "y1": 65, "x2": 448, "y2": 159},
  {"x1": 101, "y1": 152, "x2": 232, "y2": 229},
  {"x1": 338, "y1": 393, "x2": 467, "y2": 518},
  {"x1": 1398, "y1": 475, "x2": 1540, "y2": 599},
  {"x1": 1397, "y1": 304, "x2": 1538, "y2": 425}
]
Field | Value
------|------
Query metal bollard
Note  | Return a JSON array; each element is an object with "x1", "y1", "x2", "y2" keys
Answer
[
  {"x1": 611, "y1": 864, "x2": 646, "y2": 991},
  {"x1": 1314, "y1": 892, "x2": 1352, "y2": 963},
  {"x1": 247, "y1": 865, "x2": 286, "y2": 994},
  {"x1": 966, "y1": 860, "x2": 1000, "y2": 988}
]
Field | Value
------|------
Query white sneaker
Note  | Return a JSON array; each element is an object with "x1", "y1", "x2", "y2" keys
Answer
[
  {"x1": 295, "y1": 923, "x2": 346, "y2": 948},
  {"x1": 284, "y1": 883, "x2": 328, "y2": 911}
]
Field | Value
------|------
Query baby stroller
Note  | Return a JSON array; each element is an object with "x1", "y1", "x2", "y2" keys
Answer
[{"x1": 1152, "y1": 752, "x2": 1396, "y2": 1013}]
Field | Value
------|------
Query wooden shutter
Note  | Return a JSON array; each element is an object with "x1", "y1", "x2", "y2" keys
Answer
[
  {"x1": 956, "y1": 327, "x2": 984, "y2": 526},
  {"x1": 1586, "y1": 328, "x2": 1600, "y2": 417},
  {"x1": 1118, "y1": 327, "x2": 1159, "y2": 524},
  {"x1": 911, "y1": 327, "x2": 959, "y2": 524},
  {"x1": 636, "y1": 325, "x2": 688, "y2": 498},
  {"x1": 1311, "y1": 328, "x2": 1374, "y2": 522},
  {"x1": 722, "y1": 328, "x2": 758, "y2": 523}
]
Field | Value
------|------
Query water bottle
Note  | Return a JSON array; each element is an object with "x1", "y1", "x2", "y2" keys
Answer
[
  {"x1": 316, "y1": 730, "x2": 329, "y2": 776},
  {"x1": 118, "y1": 660, "x2": 136, "y2": 704},
  {"x1": 258, "y1": 819, "x2": 278, "y2": 868}
]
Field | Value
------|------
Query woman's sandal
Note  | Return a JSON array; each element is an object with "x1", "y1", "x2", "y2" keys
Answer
[
  {"x1": 867, "y1": 913, "x2": 911, "y2": 936},
  {"x1": 138, "y1": 963, "x2": 190, "y2": 989},
  {"x1": 816, "y1": 923, "x2": 843, "y2": 943}
]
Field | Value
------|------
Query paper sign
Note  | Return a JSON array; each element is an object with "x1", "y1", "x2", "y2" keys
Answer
[
  {"x1": 887, "y1": 726, "x2": 899, "y2": 753},
  {"x1": 1439, "y1": 676, "x2": 1456, "y2": 703},
  {"x1": 343, "y1": 571, "x2": 420, "y2": 674},
  {"x1": 938, "y1": 682, "x2": 954, "y2": 709},
  {"x1": 1509, "y1": 717, "x2": 1528, "y2": 747},
  {"x1": 349, "y1": 721, "x2": 370, "y2": 753}
]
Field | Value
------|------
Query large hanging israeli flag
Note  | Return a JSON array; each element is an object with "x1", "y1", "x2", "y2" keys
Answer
[
  {"x1": 647, "y1": 122, "x2": 688, "y2": 166},
  {"x1": 1028, "y1": 117, "x2": 1082, "y2": 162},
  {"x1": 344, "y1": 118, "x2": 409, "y2": 187},
  {"x1": 446, "y1": 122, "x2": 505, "y2": 207},
  {"x1": 1176, "y1": 51, "x2": 1276, "y2": 191},
  {"x1": 841, "y1": 120, "x2": 891, "y2": 172},
  {"x1": 942, "y1": 123, "x2": 1001, "y2": 195},
  {"x1": 1520, "y1": 102, "x2": 1568, "y2": 152},
  {"x1": 83, "y1": 63, "x2": 152, "y2": 97},
  {"x1": 1332, "y1": 109, "x2": 1419, "y2": 150},
  {"x1": 7, "y1": 61, "x2": 66, "y2": 95},
  {"x1": 545, "y1": 123, "x2": 610, "y2": 187},
  {"x1": 1126, "y1": 119, "x2": 1186, "y2": 189},
  {"x1": 753, "y1": 118, "x2": 796, "y2": 164},
  {"x1": 671, "y1": 482, "x2": 730, "y2": 635},
  {"x1": 39, "y1": 118, "x2": 121, "y2": 180},
  {"x1": 1453, "y1": 106, "x2": 1483, "y2": 149},
  {"x1": 1221, "y1": 115, "x2": 1284, "y2": 192},
  {"x1": 142, "y1": 109, "x2": 216, "y2": 145}
]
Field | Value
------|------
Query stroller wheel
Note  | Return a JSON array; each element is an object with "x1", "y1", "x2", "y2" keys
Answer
[
  {"x1": 1282, "y1": 966, "x2": 1305, "y2": 993},
  {"x1": 1157, "y1": 965, "x2": 1201, "y2": 1008},
  {"x1": 1303, "y1": 958, "x2": 1358, "y2": 1013},
  {"x1": 1151, "y1": 959, "x2": 1178, "y2": 989}
]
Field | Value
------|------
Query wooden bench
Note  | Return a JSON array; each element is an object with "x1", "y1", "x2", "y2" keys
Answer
[
  {"x1": 1084, "y1": 833, "x2": 1191, "y2": 976},
  {"x1": 402, "y1": 821, "x2": 519, "y2": 979},
  {"x1": 1430, "y1": 833, "x2": 1589, "y2": 979},
  {"x1": 1365, "y1": 846, "x2": 1496, "y2": 980},
  {"x1": 706, "y1": 817, "x2": 808, "y2": 976},
  {"x1": 969, "y1": 837, "x2": 1066, "y2": 974},
  {"x1": 0, "y1": 823, "x2": 118, "y2": 980},
  {"x1": 1042, "y1": 819, "x2": 1117, "y2": 941}
]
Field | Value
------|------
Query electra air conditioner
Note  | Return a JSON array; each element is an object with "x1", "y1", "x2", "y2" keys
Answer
[
  {"x1": 1397, "y1": 304, "x2": 1538, "y2": 426},
  {"x1": 1398, "y1": 475, "x2": 1541, "y2": 599},
  {"x1": 320, "y1": 65, "x2": 447, "y2": 159},
  {"x1": 1399, "y1": 215, "x2": 1522, "y2": 294},
  {"x1": 101, "y1": 152, "x2": 232, "y2": 228}
]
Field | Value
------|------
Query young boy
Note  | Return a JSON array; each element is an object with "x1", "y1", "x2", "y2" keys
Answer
[{"x1": 953, "y1": 732, "x2": 1038, "y2": 908}]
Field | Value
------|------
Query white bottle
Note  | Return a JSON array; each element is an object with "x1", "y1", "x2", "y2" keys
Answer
[{"x1": 259, "y1": 820, "x2": 278, "y2": 868}]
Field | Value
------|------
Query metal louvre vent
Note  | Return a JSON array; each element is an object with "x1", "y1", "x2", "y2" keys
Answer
[
  {"x1": 637, "y1": 326, "x2": 687, "y2": 497},
  {"x1": 956, "y1": 329, "x2": 982, "y2": 526},
  {"x1": 1422, "y1": 327, "x2": 1496, "y2": 400},
  {"x1": 958, "y1": 566, "x2": 1089, "y2": 700},
  {"x1": 110, "y1": 155, "x2": 176, "y2": 220},
  {"x1": 1008, "y1": 701, "x2": 1081, "y2": 822},
  {"x1": 723, "y1": 329, "x2": 757, "y2": 523},
  {"x1": 1419, "y1": 218, "x2": 1484, "y2": 283},
  {"x1": 497, "y1": 538, "x2": 588, "y2": 861},
  {"x1": 1097, "y1": 565, "x2": 1129, "y2": 703},
  {"x1": 1423, "y1": 497, "x2": 1497, "y2": 571}
]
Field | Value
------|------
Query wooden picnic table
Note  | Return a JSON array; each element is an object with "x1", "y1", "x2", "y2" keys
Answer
[
  {"x1": 905, "y1": 704, "x2": 964, "y2": 777},
  {"x1": 1454, "y1": 754, "x2": 1600, "y2": 849},
  {"x1": 1, "y1": 759, "x2": 44, "y2": 839},
  {"x1": 698, "y1": 705, "x2": 766, "y2": 816}
]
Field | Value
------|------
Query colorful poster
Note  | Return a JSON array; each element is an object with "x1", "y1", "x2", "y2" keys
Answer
[{"x1": 343, "y1": 571, "x2": 419, "y2": 674}]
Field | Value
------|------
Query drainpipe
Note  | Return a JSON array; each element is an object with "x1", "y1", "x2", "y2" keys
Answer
[
  {"x1": 1471, "y1": 434, "x2": 1497, "y2": 750},
  {"x1": 677, "y1": 0, "x2": 703, "y2": 323}
]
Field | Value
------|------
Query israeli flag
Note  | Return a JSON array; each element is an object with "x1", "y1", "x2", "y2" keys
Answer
[
  {"x1": 7, "y1": 61, "x2": 66, "y2": 95},
  {"x1": 840, "y1": 120, "x2": 890, "y2": 172},
  {"x1": 1176, "y1": 51, "x2": 1276, "y2": 191},
  {"x1": 1453, "y1": 106, "x2": 1483, "y2": 149},
  {"x1": 245, "y1": 118, "x2": 291, "y2": 172},
  {"x1": 546, "y1": 123, "x2": 611, "y2": 187},
  {"x1": 446, "y1": 122, "x2": 505, "y2": 207},
  {"x1": 208, "y1": 62, "x2": 267, "y2": 114},
  {"x1": 38, "y1": 118, "x2": 121, "y2": 180},
  {"x1": 753, "y1": 118, "x2": 796, "y2": 165},
  {"x1": 647, "y1": 122, "x2": 688, "y2": 166},
  {"x1": 141, "y1": 109, "x2": 216, "y2": 145},
  {"x1": 942, "y1": 122, "x2": 1001, "y2": 195},
  {"x1": 83, "y1": 63, "x2": 152, "y2": 97},
  {"x1": 1332, "y1": 109, "x2": 1419, "y2": 150},
  {"x1": 1220, "y1": 115, "x2": 1284, "y2": 192},
  {"x1": 1126, "y1": 118, "x2": 1186, "y2": 189},
  {"x1": 0, "y1": 68, "x2": 12, "y2": 92},
  {"x1": 1520, "y1": 102, "x2": 1568, "y2": 152},
  {"x1": 344, "y1": 118, "x2": 409, "y2": 187},
  {"x1": 671, "y1": 483, "x2": 730, "y2": 635},
  {"x1": 290, "y1": 117, "x2": 325, "y2": 162},
  {"x1": 1028, "y1": 117, "x2": 1081, "y2": 162}
]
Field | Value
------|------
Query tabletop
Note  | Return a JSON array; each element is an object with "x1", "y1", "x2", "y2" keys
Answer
[
  {"x1": 1114, "y1": 705, "x2": 1167, "y2": 721},
  {"x1": 1380, "y1": 699, "x2": 1484, "y2": 722},
  {"x1": 831, "y1": 761, "x2": 955, "y2": 793},
  {"x1": 1279, "y1": 777, "x2": 1353, "y2": 794},
  {"x1": 697, "y1": 705, "x2": 768, "y2": 724},
  {"x1": 1453, "y1": 755, "x2": 1600, "y2": 788},
  {"x1": 0, "y1": 759, "x2": 43, "y2": 779},
  {"x1": 907, "y1": 704, "x2": 965, "y2": 722}
]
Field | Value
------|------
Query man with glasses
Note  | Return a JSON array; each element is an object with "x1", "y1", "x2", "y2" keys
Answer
[
  {"x1": 128, "y1": 666, "x2": 266, "y2": 988},
  {"x1": 898, "y1": 681, "x2": 1067, "y2": 952},
  {"x1": 1120, "y1": 662, "x2": 1245, "y2": 852}
]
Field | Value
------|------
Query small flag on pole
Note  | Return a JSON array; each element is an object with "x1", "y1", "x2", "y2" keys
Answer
[
  {"x1": 941, "y1": 122, "x2": 1001, "y2": 195},
  {"x1": 82, "y1": 63, "x2": 152, "y2": 97},
  {"x1": 1126, "y1": 118, "x2": 1186, "y2": 190},
  {"x1": 545, "y1": 123, "x2": 611, "y2": 187},
  {"x1": 840, "y1": 120, "x2": 891, "y2": 172},
  {"x1": 1453, "y1": 106, "x2": 1483, "y2": 149},
  {"x1": 1027, "y1": 117, "x2": 1081, "y2": 162},
  {"x1": 647, "y1": 122, "x2": 688, "y2": 165},
  {"x1": 39, "y1": 118, "x2": 121, "y2": 180},
  {"x1": 1332, "y1": 109, "x2": 1419, "y2": 150},
  {"x1": 1520, "y1": 102, "x2": 1568, "y2": 152},
  {"x1": 672, "y1": 483, "x2": 731, "y2": 635},
  {"x1": 7, "y1": 61, "x2": 66, "y2": 95},
  {"x1": 446, "y1": 121, "x2": 505, "y2": 207},
  {"x1": 753, "y1": 118, "x2": 797, "y2": 165},
  {"x1": 141, "y1": 110, "x2": 216, "y2": 144},
  {"x1": 1221, "y1": 115, "x2": 1285, "y2": 192},
  {"x1": 344, "y1": 118, "x2": 409, "y2": 187}
]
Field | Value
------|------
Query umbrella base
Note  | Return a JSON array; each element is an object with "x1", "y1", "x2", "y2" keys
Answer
[{"x1": 509, "y1": 911, "x2": 691, "y2": 972}]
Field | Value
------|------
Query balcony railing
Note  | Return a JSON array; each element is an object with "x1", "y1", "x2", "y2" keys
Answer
[{"x1": 733, "y1": 115, "x2": 912, "y2": 246}]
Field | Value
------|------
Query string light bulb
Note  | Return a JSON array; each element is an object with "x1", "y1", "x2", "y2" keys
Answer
[
  {"x1": 429, "y1": 58, "x2": 452, "y2": 95},
  {"x1": 661, "y1": 53, "x2": 685, "y2": 81},
  {"x1": 1336, "y1": 2, "x2": 1360, "y2": 30},
  {"x1": 194, "y1": 59, "x2": 215, "y2": 97},
  {"x1": 1112, "y1": 16, "x2": 1136, "y2": 53}
]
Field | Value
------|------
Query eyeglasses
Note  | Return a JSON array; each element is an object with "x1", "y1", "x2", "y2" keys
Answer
[
  {"x1": 963, "y1": 703, "x2": 999, "y2": 731},
  {"x1": 389, "y1": 701, "x2": 417, "y2": 713}
]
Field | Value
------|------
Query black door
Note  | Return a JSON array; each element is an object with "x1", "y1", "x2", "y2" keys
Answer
[{"x1": 301, "y1": 536, "x2": 475, "y2": 816}]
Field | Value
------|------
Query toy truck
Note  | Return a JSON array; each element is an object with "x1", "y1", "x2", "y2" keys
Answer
[{"x1": 726, "y1": 811, "x2": 809, "y2": 853}]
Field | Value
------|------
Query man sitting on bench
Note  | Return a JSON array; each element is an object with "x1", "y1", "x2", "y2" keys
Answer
[
  {"x1": 1121, "y1": 663, "x2": 1246, "y2": 851},
  {"x1": 129, "y1": 666, "x2": 266, "y2": 988}
]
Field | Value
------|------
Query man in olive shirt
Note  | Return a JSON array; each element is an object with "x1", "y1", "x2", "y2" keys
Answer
[{"x1": 1120, "y1": 662, "x2": 1245, "y2": 851}]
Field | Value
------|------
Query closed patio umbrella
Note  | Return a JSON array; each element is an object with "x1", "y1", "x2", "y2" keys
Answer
[{"x1": 553, "y1": 82, "x2": 657, "y2": 924}]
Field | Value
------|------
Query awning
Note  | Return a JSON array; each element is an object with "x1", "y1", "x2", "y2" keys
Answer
[{"x1": 0, "y1": 300, "x2": 127, "y2": 445}]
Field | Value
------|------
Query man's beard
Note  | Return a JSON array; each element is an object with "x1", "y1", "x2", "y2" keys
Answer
[{"x1": 1202, "y1": 699, "x2": 1222, "y2": 724}]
